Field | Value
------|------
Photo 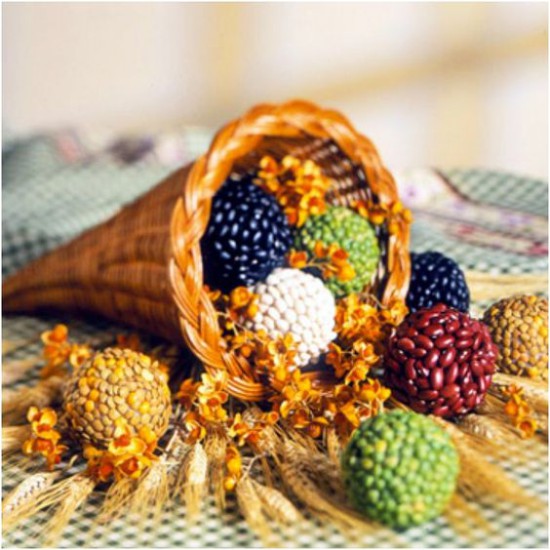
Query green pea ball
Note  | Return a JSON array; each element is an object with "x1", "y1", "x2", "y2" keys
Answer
[
  {"x1": 341, "y1": 410, "x2": 459, "y2": 529},
  {"x1": 294, "y1": 206, "x2": 380, "y2": 298}
]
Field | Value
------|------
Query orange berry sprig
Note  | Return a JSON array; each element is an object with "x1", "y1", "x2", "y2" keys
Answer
[
  {"x1": 255, "y1": 155, "x2": 332, "y2": 227},
  {"x1": 287, "y1": 242, "x2": 356, "y2": 283},
  {"x1": 22, "y1": 407, "x2": 67, "y2": 469},
  {"x1": 502, "y1": 385, "x2": 538, "y2": 438}
]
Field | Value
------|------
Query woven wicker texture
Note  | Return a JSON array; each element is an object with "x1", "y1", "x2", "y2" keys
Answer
[{"x1": 3, "y1": 100, "x2": 411, "y2": 401}]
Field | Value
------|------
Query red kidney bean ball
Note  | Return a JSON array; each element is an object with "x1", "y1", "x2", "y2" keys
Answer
[{"x1": 384, "y1": 303, "x2": 497, "y2": 418}]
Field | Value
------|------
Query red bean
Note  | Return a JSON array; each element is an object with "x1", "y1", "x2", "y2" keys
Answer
[
  {"x1": 477, "y1": 375, "x2": 487, "y2": 394},
  {"x1": 405, "y1": 360, "x2": 416, "y2": 380},
  {"x1": 405, "y1": 383, "x2": 418, "y2": 397},
  {"x1": 417, "y1": 378, "x2": 430, "y2": 390},
  {"x1": 411, "y1": 401, "x2": 428, "y2": 413},
  {"x1": 397, "y1": 337, "x2": 415, "y2": 351},
  {"x1": 465, "y1": 394, "x2": 476, "y2": 409},
  {"x1": 419, "y1": 389, "x2": 439, "y2": 401},
  {"x1": 457, "y1": 349, "x2": 471, "y2": 363},
  {"x1": 435, "y1": 335, "x2": 455, "y2": 349},
  {"x1": 430, "y1": 368, "x2": 444, "y2": 390},
  {"x1": 473, "y1": 333, "x2": 482, "y2": 350},
  {"x1": 416, "y1": 335, "x2": 434, "y2": 350},
  {"x1": 416, "y1": 314, "x2": 432, "y2": 329},
  {"x1": 444, "y1": 363, "x2": 459, "y2": 384},
  {"x1": 456, "y1": 338, "x2": 473, "y2": 350},
  {"x1": 485, "y1": 362, "x2": 496, "y2": 375},
  {"x1": 446, "y1": 319, "x2": 460, "y2": 333},
  {"x1": 425, "y1": 349, "x2": 440, "y2": 369},
  {"x1": 418, "y1": 365, "x2": 431, "y2": 378},
  {"x1": 440, "y1": 348, "x2": 456, "y2": 368},
  {"x1": 411, "y1": 348, "x2": 427, "y2": 358},
  {"x1": 424, "y1": 324, "x2": 444, "y2": 338},
  {"x1": 405, "y1": 326, "x2": 419, "y2": 338},
  {"x1": 431, "y1": 304, "x2": 447, "y2": 313},
  {"x1": 452, "y1": 398, "x2": 465, "y2": 413},
  {"x1": 433, "y1": 405, "x2": 451, "y2": 417},
  {"x1": 393, "y1": 389, "x2": 408, "y2": 404},
  {"x1": 442, "y1": 384, "x2": 460, "y2": 398},
  {"x1": 386, "y1": 358, "x2": 400, "y2": 372},
  {"x1": 456, "y1": 328, "x2": 473, "y2": 339},
  {"x1": 471, "y1": 361, "x2": 484, "y2": 378}
]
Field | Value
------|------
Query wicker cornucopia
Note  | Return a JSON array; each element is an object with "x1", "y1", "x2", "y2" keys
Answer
[{"x1": 3, "y1": 100, "x2": 411, "y2": 400}]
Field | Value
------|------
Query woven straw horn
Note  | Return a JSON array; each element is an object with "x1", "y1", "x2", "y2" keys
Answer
[{"x1": 3, "y1": 100, "x2": 411, "y2": 401}]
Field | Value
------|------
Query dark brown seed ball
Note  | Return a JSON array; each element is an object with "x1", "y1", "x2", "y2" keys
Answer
[
  {"x1": 483, "y1": 295, "x2": 548, "y2": 381},
  {"x1": 63, "y1": 348, "x2": 172, "y2": 448},
  {"x1": 384, "y1": 303, "x2": 497, "y2": 418}
]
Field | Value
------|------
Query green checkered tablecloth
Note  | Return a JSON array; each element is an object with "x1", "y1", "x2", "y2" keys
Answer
[{"x1": 2, "y1": 130, "x2": 548, "y2": 547}]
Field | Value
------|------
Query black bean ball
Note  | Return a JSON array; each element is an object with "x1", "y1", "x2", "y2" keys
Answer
[
  {"x1": 201, "y1": 175, "x2": 292, "y2": 292},
  {"x1": 407, "y1": 252, "x2": 470, "y2": 313}
]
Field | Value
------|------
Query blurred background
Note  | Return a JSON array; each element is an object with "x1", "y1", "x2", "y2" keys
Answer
[{"x1": 3, "y1": 2, "x2": 548, "y2": 178}]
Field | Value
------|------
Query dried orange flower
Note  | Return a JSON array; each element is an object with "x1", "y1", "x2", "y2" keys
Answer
[
  {"x1": 353, "y1": 199, "x2": 413, "y2": 229},
  {"x1": 40, "y1": 324, "x2": 92, "y2": 378},
  {"x1": 502, "y1": 384, "x2": 538, "y2": 438},
  {"x1": 116, "y1": 333, "x2": 142, "y2": 351},
  {"x1": 22, "y1": 406, "x2": 67, "y2": 469},
  {"x1": 223, "y1": 444, "x2": 243, "y2": 492},
  {"x1": 85, "y1": 419, "x2": 158, "y2": 482},
  {"x1": 287, "y1": 242, "x2": 356, "y2": 283},
  {"x1": 256, "y1": 155, "x2": 332, "y2": 227}
]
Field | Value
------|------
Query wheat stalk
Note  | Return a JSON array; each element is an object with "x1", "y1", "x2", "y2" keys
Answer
[
  {"x1": 235, "y1": 477, "x2": 274, "y2": 545},
  {"x1": 40, "y1": 475, "x2": 96, "y2": 547},
  {"x1": 130, "y1": 458, "x2": 170, "y2": 525},
  {"x1": 204, "y1": 431, "x2": 228, "y2": 510},
  {"x1": 249, "y1": 478, "x2": 302, "y2": 525},
  {"x1": 98, "y1": 477, "x2": 136, "y2": 523},
  {"x1": 2, "y1": 376, "x2": 65, "y2": 426},
  {"x1": 2, "y1": 356, "x2": 40, "y2": 385},
  {"x1": 2, "y1": 471, "x2": 60, "y2": 532},
  {"x1": 2, "y1": 425, "x2": 32, "y2": 456},
  {"x1": 175, "y1": 442, "x2": 208, "y2": 522},
  {"x1": 434, "y1": 417, "x2": 545, "y2": 515}
]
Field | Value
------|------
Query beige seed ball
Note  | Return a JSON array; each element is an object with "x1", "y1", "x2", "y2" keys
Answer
[
  {"x1": 63, "y1": 348, "x2": 171, "y2": 448},
  {"x1": 483, "y1": 295, "x2": 548, "y2": 380},
  {"x1": 247, "y1": 268, "x2": 336, "y2": 367}
]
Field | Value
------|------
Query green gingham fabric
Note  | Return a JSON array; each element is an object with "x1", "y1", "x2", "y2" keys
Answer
[{"x1": 2, "y1": 130, "x2": 548, "y2": 548}]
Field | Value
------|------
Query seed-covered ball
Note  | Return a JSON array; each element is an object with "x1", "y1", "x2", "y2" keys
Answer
[
  {"x1": 407, "y1": 251, "x2": 470, "y2": 313},
  {"x1": 201, "y1": 176, "x2": 292, "y2": 293},
  {"x1": 384, "y1": 304, "x2": 497, "y2": 418},
  {"x1": 247, "y1": 268, "x2": 336, "y2": 367},
  {"x1": 63, "y1": 348, "x2": 171, "y2": 448},
  {"x1": 341, "y1": 410, "x2": 459, "y2": 528},
  {"x1": 294, "y1": 206, "x2": 380, "y2": 298},
  {"x1": 483, "y1": 295, "x2": 548, "y2": 380}
]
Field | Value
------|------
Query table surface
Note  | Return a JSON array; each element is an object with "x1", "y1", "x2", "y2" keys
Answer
[{"x1": 2, "y1": 129, "x2": 548, "y2": 547}]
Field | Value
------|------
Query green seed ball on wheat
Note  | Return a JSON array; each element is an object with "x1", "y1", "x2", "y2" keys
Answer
[{"x1": 341, "y1": 410, "x2": 459, "y2": 528}]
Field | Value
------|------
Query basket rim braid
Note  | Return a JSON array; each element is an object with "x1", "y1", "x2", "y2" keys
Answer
[{"x1": 169, "y1": 99, "x2": 411, "y2": 401}]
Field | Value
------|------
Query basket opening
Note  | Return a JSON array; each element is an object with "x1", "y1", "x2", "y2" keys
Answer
[{"x1": 224, "y1": 134, "x2": 388, "y2": 299}]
